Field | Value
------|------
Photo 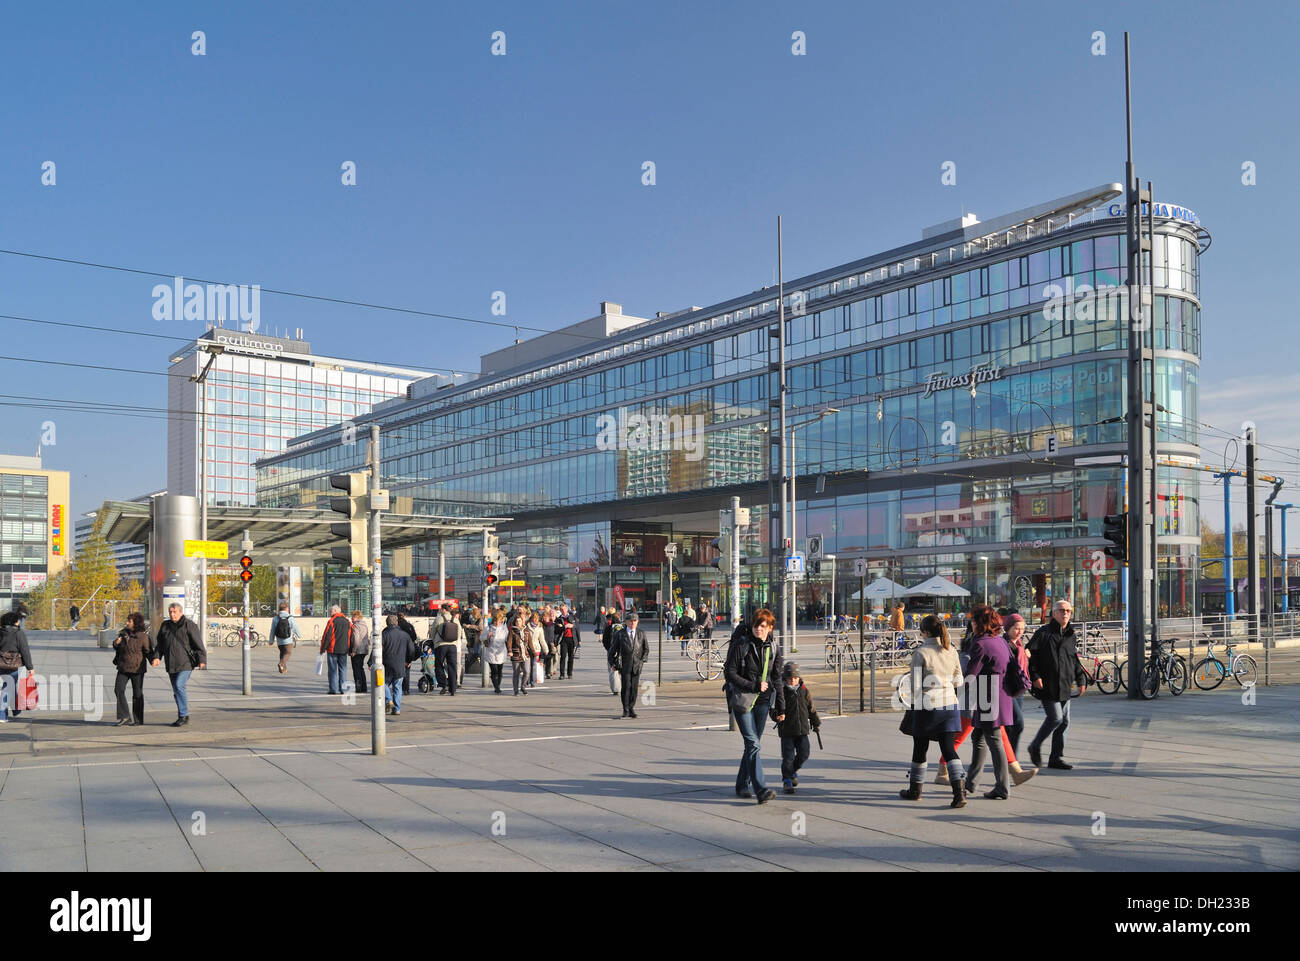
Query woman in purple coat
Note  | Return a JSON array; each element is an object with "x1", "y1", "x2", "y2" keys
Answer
[{"x1": 962, "y1": 605, "x2": 1013, "y2": 800}]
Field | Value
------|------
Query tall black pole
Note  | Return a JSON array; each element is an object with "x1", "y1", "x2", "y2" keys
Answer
[
  {"x1": 1265, "y1": 505, "x2": 1274, "y2": 642},
  {"x1": 1147, "y1": 181, "x2": 1160, "y2": 653},
  {"x1": 1246, "y1": 428, "x2": 1258, "y2": 624},
  {"x1": 1124, "y1": 32, "x2": 1153, "y2": 696}
]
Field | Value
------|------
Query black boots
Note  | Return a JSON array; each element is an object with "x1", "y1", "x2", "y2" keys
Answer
[
  {"x1": 899, "y1": 781, "x2": 922, "y2": 801},
  {"x1": 950, "y1": 780, "x2": 967, "y2": 808}
]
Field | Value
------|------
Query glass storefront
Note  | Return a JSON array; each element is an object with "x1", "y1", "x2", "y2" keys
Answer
[{"x1": 255, "y1": 202, "x2": 1205, "y2": 621}]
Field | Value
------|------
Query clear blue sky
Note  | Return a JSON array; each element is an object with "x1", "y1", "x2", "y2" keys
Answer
[{"x1": 1, "y1": 0, "x2": 1297, "y2": 533}]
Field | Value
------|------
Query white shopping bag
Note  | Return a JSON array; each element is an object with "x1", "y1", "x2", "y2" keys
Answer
[
  {"x1": 314, "y1": 653, "x2": 325, "y2": 676},
  {"x1": 608, "y1": 666, "x2": 621, "y2": 694},
  {"x1": 533, "y1": 658, "x2": 545, "y2": 685}
]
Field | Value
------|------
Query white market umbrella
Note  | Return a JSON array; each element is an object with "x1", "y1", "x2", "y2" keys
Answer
[
  {"x1": 850, "y1": 576, "x2": 907, "y2": 601},
  {"x1": 903, "y1": 574, "x2": 971, "y2": 598}
]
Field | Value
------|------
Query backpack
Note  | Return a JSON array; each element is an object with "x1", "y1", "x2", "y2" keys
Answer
[
  {"x1": 1003, "y1": 639, "x2": 1029, "y2": 697},
  {"x1": 274, "y1": 615, "x2": 293, "y2": 640},
  {"x1": 440, "y1": 618, "x2": 460, "y2": 643}
]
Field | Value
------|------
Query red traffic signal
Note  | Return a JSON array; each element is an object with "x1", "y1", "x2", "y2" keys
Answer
[
  {"x1": 484, "y1": 560, "x2": 498, "y2": 587},
  {"x1": 239, "y1": 555, "x2": 254, "y2": 582}
]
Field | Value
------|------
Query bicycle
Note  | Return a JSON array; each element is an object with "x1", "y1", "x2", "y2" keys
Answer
[
  {"x1": 824, "y1": 634, "x2": 860, "y2": 671},
  {"x1": 694, "y1": 637, "x2": 726, "y2": 680},
  {"x1": 223, "y1": 626, "x2": 263, "y2": 648},
  {"x1": 1191, "y1": 640, "x2": 1257, "y2": 690},
  {"x1": 1139, "y1": 640, "x2": 1187, "y2": 699},
  {"x1": 1075, "y1": 651, "x2": 1123, "y2": 696}
]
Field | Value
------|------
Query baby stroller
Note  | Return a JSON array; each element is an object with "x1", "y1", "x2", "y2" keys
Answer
[{"x1": 416, "y1": 640, "x2": 439, "y2": 693}]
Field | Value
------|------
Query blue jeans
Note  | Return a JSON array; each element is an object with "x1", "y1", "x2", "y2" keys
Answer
[
  {"x1": 733, "y1": 704, "x2": 769, "y2": 795},
  {"x1": 385, "y1": 674, "x2": 403, "y2": 711},
  {"x1": 0, "y1": 669, "x2": 17, "y2": 719},
  {"x1": 169, "y1": 670, "x2": 192, "y2": 718},
  {"x1": 327, "y1": 654, "x2": 348, "y2": 694},
  {"x1": 1028, "y1": 698, "x2": 1070, "y2": 761},
  {"x1": 1007, "y1": 696, "x2": 1025, "y2": 756}
]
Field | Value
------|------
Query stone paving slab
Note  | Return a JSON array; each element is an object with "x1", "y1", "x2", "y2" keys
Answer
[{"x1": 2, "y1": 633, "x2": 1298, "y2": 871}]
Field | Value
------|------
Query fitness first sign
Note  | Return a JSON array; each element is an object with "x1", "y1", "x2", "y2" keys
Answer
[{"x1": 922, "y1": 362, "x2": 1006, "y2": 398}]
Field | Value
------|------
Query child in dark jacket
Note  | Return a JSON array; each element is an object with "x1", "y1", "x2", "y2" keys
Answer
[{"x1": 775, "y1": 662, "x2": 820, "y2": 793}]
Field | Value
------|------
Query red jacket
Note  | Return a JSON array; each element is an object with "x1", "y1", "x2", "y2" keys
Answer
[{"x1": 320, "y1": 614, "x2": 353, "y2": 655}]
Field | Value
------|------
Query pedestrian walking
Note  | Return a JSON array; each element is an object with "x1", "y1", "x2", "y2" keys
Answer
[
  {"x1": 380, "y1": 615, "x2": 418, "y2": 716},
  {"x1": 349, "y1": 611, "x2": 371, "y2": 694},
  {"x1": 541, "y1": 610, "x2": 559, "y2": 678},
  {"x1": 111, "y1": 612, "x2": 152, "y2": 726},
  {"x1": 935, "y1": 610, "x2": 1036, "y2": 786},
  {"x1": 776, "y1": 662, "x2": 820, "y2": 793},
  {"x1": 269, "y1": 603, "x2": 300, "y2": 673},
  {"x1": 676, "y1": 604, "x2": 696, "y2": 655},
  {"x1": 396, "y1": 613, "x2": 418, "y2": 694},
  {"x1": 0, "y1": 610, "x2": 34, "y2": 722},
  {"x1": 483, "y1": 610, "x2": 508, "y2": 693},
  {"x1": 527, "y1": 612, "x2": 547, "y2": 687},
  {"x1": 507, "y1": 611, "x2": 530, "y2": 696},
  {"x1": 152, "y1": 602, "x2": 206, "y2": 727},
  {"x1": 462, "y1": 606, "x2": 483, "y2": 673},
  {"x1": 962, "y1": 605, "x2": 1014, "y2": 800},
  {"x1": 608, "y1": 613, "x2": 649, "y2": 718},
  {"x1": 433, "y1": 604, "x2": 460, "y2": 696},
  {"x1": 1002, "y1": 613, "x2": 1031, "y2": 757},
  {"x1": 722, "y1": 610, "x2": 785, "y2": 804},
  {"x1": 319, "y1": 605, "x2": 353, "y2": 695},
  {"x1": 1026, "y1": 599, "x2": 1087, "y2": 770},
  {"x1": 899, "y1": 614, "x2": 968, "y2": 807},
  {"x1": 556, "y1": 606, "x2": 579, "y2": 678}
]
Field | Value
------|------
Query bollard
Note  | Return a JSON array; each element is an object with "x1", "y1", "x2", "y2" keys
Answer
[
  {"x1": 870, "y1": 649, "x2": 876, "y2": 713},
  {"x1": 837, "y1": 647, "x2": 843, "y2": 716}
]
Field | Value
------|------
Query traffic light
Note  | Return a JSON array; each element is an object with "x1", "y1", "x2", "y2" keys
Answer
[
  {"x1": 1102, "y1": 512, "x2": 1128, "y2": 563},
  {"x1": 484, "y1": 560, "x2": 499, "y2": 589},
  {"x1": 329, "y1": 472, "x2": 370, "y2": 569},
  {"x1": 711, "y1": 535, "x2": 731, "y2": 573},
  {"x1": 239, "y1": 555, "x2": 254, "y2": 583},
  {"x1": 811, "y1": 560, "x2": 822, "y2": 575}
]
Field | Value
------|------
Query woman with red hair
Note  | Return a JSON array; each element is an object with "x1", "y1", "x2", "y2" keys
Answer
[{"x1": 961, "y1": 605, "x2": 1015, "y2": 799}]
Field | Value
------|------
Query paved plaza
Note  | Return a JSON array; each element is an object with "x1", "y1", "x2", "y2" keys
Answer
[{"x1": 1, "y1": 633, "x2": 1296, "y2": 871}]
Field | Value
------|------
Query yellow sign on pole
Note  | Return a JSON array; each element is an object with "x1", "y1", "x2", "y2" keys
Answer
[
  {"x1": 499, "y1": 580, "x2": 526, "y2": 587},
  {"x1": 184, "y1": 539, "x2": 229, "y2": 559}
]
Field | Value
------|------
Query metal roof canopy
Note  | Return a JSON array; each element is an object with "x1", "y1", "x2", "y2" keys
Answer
[{"x1": 96, "y1": 500, "x2": 511, "y2": 555}]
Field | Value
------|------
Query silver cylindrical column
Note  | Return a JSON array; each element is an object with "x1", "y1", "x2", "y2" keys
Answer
[{"x1": 150, "y1": 495, "x2": 202, "y2": 630}]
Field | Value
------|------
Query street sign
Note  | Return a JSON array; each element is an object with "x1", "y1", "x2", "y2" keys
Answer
[
  {"x1": 787, "y1": 571, "x2": 806, "y2": 582},
  {"x1": 1045, "y1": 433, "x2": 1059, "y2": 455},
  {"x1": 184, "y1": 539, "x2": 228, "y2": 559},
  {"x1": 785, "y1": 552, "x2": 805, "y2": 575},
  {"x1": 734, "y1": 507, "x2": 751, "y2": 526},
  {"x1": 499, "y1": 580, "x2": 526, "y2": 587},
  {"x1": 392, "y1": 577, "x2": 407, "y2": 587},
  {"x1": 853, "y1": 558, "x2": 868, "y2": 578},
  {"x1": 664, "y1": 543, "x2": 678, "y2": 557},
  {"x1": 807, "y1": 535, "x2": 823, "y2": 561}
]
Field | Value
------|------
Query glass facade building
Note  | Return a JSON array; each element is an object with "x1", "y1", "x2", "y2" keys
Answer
[
  {"x1": 256, "y1": 184, "x2": 1208, "y2": 621},
  {"x1": 167, "y1": 329, "x2": 419, "y2": 507}
]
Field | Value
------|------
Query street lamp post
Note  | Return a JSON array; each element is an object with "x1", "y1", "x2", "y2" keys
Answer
[
  {"x1": 826, "y1": 554, "x2": 836, "y2": 623},
  {"x1": 980, "y1": 555, "x2": 989, "y2": 606},
  {"x1": 190, "y1": 343, "x2": 224, "y2": 628},
  {"x1": 788, "y1": 407, "x2": 838, "y2": 654}
]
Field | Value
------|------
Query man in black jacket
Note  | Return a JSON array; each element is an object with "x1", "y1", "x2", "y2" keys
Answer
[
  {"x1": 608, "y1": 613, "x2": 650, "y2": 718},
  {"x1": 1026, "y1": 599, "x2": 1087, "y2": 770},
  {"x1": 556, "y1": 605, "x2": 580, "y2": 679},
  {"x1": 380, "y1": 615, "x2": 419, "y2": 716},
  {"x1": 723, "y1": 610, "x2": 786, "y2": 803},
  {"x1": 152, "y1": 603, "x2": 207, "y2": 726}
]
